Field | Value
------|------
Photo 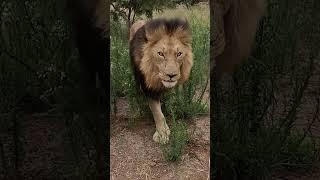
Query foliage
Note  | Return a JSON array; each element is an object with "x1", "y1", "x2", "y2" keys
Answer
[
  {"x1": 213, "y1": 0, "x2": 320, "y2": 179},
  {"x1": 0, "y1": 0, "x2": 72, "y2": 113},
  {"x1": 162, "y1": 114, "x2": 189, "y2": 161},
  {"x1": 0, "y1": 0, "x2": 100, "y2": 178},
  {"x1": 111, "y1": 0, "x2": 193, "y2": 27}
]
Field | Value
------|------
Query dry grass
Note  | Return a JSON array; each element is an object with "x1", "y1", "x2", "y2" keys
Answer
[{"x1": 154, "y1": 3, "x2": 209, "y2": 25}]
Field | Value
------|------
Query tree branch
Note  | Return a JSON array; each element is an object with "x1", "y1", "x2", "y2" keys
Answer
[{"x1": 0, "y1": 48, "x2": 37, "y2": 74}]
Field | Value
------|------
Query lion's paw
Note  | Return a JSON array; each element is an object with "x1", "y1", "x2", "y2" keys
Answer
[{"x1": 153, "y1": 125, "x2": 171, "y2": 144}]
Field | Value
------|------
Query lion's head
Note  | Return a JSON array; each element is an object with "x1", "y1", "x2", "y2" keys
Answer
[{"x1": 135, "y1": 18, "x2": 193, "y2": 90}]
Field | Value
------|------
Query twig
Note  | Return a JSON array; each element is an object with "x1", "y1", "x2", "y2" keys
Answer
[
  {"x1": 127, "y1": 1, "x2": 132, "y2": 28},
  {"x1": 271, "y1": 162, "x2": 313, "y2": 168},
  {"x1": 0, "y1": 48, "x2": 37, "y2": 74},
  {"x1": 272, "y1": 57, "x2": 315, "y2": 147},
  {"x1": 11, "y1": 110, "x2": 20, "y2": 179},
  {"x1": 197, "y1": 76, "x2": 209, "y2": 103},
  {"x1": 214, "y1": 152, "x2": 237, "y2": 180},
  {"x1": 111, "y1": 3, "x2": 128, "y2": 21},
  {"x1": 0, "y1": 139, "x2": 7, "y2": 178},
  {"x1": 188, "y1": 167, "x2": 206, "y2": 172}
]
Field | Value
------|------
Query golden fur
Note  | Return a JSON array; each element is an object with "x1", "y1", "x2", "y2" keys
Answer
[
  {"x1": 130, "y1": 18, "x2": 193, "y2": 92},
  {"x1": 212, "y1": 0, "x2": 266, "y2": 73}
]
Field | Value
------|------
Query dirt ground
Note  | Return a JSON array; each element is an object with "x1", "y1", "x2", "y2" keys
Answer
[
  {"x1": 273, "y1": 164, "x2": 320, "y2": 180},
  {"x1": 110, "y1": 98, "x2": 210, "y2": 180}
]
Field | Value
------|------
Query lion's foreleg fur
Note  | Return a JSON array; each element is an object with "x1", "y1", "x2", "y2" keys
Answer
[{"x1": 148, "y1": 98, "x2": 171, "y2": 144}]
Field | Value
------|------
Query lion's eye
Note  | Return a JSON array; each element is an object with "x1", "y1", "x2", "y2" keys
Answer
[
  {"x1": 177, "y1": 52, "x2": 182, "y2": 57},
  {"x1": 158, "y1": 52, "x2": 164, "y2": 57}
]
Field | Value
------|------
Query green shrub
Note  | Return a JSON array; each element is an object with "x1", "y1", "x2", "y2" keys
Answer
[{"x1": 162, "y1": 117, "x2": 189, "y2": 161}]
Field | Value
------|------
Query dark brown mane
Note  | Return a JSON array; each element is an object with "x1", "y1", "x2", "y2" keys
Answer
[
  {"x1": 146, "y1": 18, "x2": 191, "y2": 36},
  {"x1": 129, "y1": 24, "x2": 162, "y2": 100}
]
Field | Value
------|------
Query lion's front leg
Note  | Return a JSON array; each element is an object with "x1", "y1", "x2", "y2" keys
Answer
[{"x1": 148, "y1": 98, "x2": 170, "y2": 144}]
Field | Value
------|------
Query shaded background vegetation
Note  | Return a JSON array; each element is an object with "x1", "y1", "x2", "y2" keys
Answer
[
  {"x1": 0, "y1": 0, "x2": 104, "y2": 178},
  {"x1": 213, "y1": 0, "x2": 320, "y2": 179}
]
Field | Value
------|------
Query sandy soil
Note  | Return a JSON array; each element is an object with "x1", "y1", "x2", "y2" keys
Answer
[{"x1": 110, "y1": 98, "x2": 210, "y2": 180}]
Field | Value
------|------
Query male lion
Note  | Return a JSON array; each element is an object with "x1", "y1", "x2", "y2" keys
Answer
[{"x1": 129, "y1": 18, "x2": 193, "y2": 144}]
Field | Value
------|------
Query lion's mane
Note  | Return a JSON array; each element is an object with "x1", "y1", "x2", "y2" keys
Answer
[{"x1": 129, "y1": 18, "x2": 193, "y2": 99}]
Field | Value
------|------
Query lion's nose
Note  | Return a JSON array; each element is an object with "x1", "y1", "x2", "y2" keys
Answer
[{"x1": 167, "y1": 73, "x2": 177, "y2": 79}]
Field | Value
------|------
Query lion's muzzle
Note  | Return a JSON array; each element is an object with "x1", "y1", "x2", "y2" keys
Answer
[
  {"x1": 161, "y1": 80, "x2": 177, "y2": 88},
  {"x1": 160, "y1": 62, "x2": 180, "y2": 88}
]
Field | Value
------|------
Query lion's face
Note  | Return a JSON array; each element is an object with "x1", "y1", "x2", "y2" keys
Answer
[
  {"x1": 139, "y1": 19, "x2": 193, "y2": 91},
  {"x1": 150, "y1": 35, "x2": 191, "y2": 88}
]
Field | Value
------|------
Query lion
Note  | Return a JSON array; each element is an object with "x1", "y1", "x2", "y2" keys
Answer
[
  {"x1": 129, "y1": 18, "x2": 193, "y2": 144},
  {"x1": 212, "y1": 0, "x2": 266, "y2": 75}
]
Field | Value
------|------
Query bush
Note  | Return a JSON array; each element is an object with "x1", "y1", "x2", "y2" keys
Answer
[
  {"x1": 213, "y1": 0, "x2": 320, "y2": 179},
  {"x1": 162, "y1": 117, "x2": 189, "y2": 161},
  {"x1": 0, "y1": 0, "x2": 101, "y2": 178}
]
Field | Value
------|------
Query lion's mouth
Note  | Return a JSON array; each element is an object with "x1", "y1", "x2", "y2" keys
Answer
[{"x1": 161, "y1": 80, "x2": 177, "y2": 88}]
